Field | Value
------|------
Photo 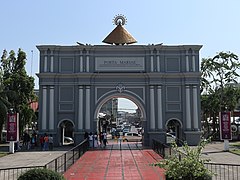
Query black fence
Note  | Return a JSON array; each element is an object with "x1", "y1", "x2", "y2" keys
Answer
[
  {"x1": 152, "y1": 139, "x2": 240, "y2": 180},
  {"x1": 0, "y1": 166, "x2": 44, "y2": 180},
  {"x1": 0, "y1": 139, "x2": 89, "y2": 180},
  {"x1": 205, "y1": 162, "x2": 240, "y2": 180}
]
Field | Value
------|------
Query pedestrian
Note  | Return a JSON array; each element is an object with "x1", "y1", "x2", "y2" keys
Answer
[
  {"x1": 43, "y1": 133, "x2": 49, "y2": 150},
  {"x1": 49, "y1": 134, "x2": 53, "y2": 150},
  {"x1": 93, "y1": 132, "x2": 98, "y2": 148},
  {"x1": 31, "y1": 134, "x2": 36, "y2": 149},
  {"x1": 99, "y1": 132, "x2": 103, "y2": 148},
  {"x1": 103, "y1": 132, "x2": 107, "y2": 147},
  {"x1": 23, "y1": 132, "x2": 30, "y2": 150},
  {"x1": 89, "y1": 132, "x2": 93, "y2": 148},
  {"x1": 39, "y1": 135, "x2": 44, "y2": 150},
  {"x1": 84, "y1": 131, "x2": 89, "y2": 140}
]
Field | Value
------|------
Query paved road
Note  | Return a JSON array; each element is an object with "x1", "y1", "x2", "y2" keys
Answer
[
  {"x1": 202, "y1": 141, "x2": 240, "y2": 164},
  {"x1": 1, "y1": 141, "x2": 240, "y2": 180},
  {"x1": 0, "y1": 143, "x2": 72, "y2": 169}
]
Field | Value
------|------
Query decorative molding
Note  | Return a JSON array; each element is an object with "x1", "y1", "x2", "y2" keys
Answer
[{"x1": 116, "y1": 83, "x2": 126, "y2": 93}]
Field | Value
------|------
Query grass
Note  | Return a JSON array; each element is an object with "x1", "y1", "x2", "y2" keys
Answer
[
  {"x1": 230, "y1": 149, "x2": 240, "y2": 155},
  {"x1": 0, "y1": 152, "x2": 8, "y2": 158},
  {"x1": 230, "y1": 142, "x2": 240, "y2": 147},
  {"x1": 230, "y1": 142, "x2": 240, "y2": 155}
]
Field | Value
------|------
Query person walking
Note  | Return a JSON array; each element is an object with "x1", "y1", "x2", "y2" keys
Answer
[{"x1": 103, "y1": 132, "x2": 107, "y2": 148}]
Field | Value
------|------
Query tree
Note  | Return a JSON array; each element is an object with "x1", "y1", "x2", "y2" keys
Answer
[
  {"x1": 0, "y1": 74, "x2": 11, "y2": 141},
  {"x1": 0, "y1": 52, "x2": 12, "y2": 141},
  {"x1": 201, "y1": 52, "x2": 240, "y2": 139},
  {"x1": 0, "y1": 49, "x2": 35, "y2": 135},
  {"x1": 201, "y1": 51, "x2": 240, "y2": 106}
]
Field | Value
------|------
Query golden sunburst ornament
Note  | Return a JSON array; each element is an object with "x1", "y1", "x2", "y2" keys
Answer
[{"x1": 113, "y1": 14, "x2": 127, "y2": 26}]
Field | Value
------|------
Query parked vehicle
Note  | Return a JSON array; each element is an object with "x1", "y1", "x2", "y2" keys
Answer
[
  {"x1": 123, "y1": 132, "x2": 142, "y2": 142},
  {"x1": 122, "y1": 127, "x2": 130, "y2": 133}
]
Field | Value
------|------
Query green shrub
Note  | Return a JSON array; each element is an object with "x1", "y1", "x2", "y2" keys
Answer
[
  {"x1": 153, "y1": 139, "x2": 213, "y2": 180},
  {"x1": 18, "y1": 168, "x2": 65, "y2": 180}
]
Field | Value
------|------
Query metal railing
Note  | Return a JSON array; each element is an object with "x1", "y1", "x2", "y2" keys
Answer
[
  {"x1": 152, "y1": 139, "x2": 240, "y2": 180},
  {"x1": 0, "y1": 139, "x2": 89, "y2": 180},
  {"x1": 0, "y1": 166, "x2": 44, "y2": 180},
  {"x1": 205, "y1": 162, "x2": 240, "y2": 180},
  {"x1": 45, "y1": 139, "x2": 88, "y2": 173}
]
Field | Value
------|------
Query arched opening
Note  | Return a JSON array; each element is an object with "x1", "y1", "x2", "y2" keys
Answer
[
  {"x1": 59, "y1": 120, "x2": 74, "y2": 145},
  {"x1": 95, "y1": 96, "x2": 144, "y2": 144},
  {"x1": 166, "y1": 118, "x2": 182, "y2": 144}
]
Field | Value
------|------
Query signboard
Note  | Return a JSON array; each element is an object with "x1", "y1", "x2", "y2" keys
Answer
[
  {"x1": 95, "y1": 57, "x2": 145, "y2": 71},
  {"x1": 6, "y1": 113, "x2": 19, "y2": 141},
  {"x1": 220, "y1": 112, "x2": 232, "y2": 140}
]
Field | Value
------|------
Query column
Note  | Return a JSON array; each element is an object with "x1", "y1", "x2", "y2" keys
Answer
[
  {"x1": 192, "y1": 52, "x2": 196, "y2": 72},
  {"x1": 44, "y1": 56, "x2": 48, "y2": 72},
  {"x1": 49, "y1": 86, "x2": 54, "y2": 130},
  {"x1": 85, "y1": 86, "x2": 90, "y2": 129},
  {"x1": 185, "y1": 86, "x2": 191, "y2": 130},
  {"x1": 50, "y1": 56, "x2": 54, "y2": 72},
  {"x1": 157, "y1": 55, "x2": 160, "y2": 72},
  {"x1": 150, "y1": 86, "x2": 155, "y2": 129},
  {"x1": 157, "y1": 86, "x2": 163, "y2": 129},
  {"x1": 42, "y1": 86, "x2": 47, "y2": 130},
  {"x1": 186, "y1": 54, "x2": 189, "y2": 72},
  {"x1": 150, "y1": 55, "x2": 154, "y2": 72},
  {"x1": 193, "y1": 86, "x2": 199, "y2": 129},
  {"x1": 86, "y1": 56, "x2": 89, "y2": 72},
  {"x1": 80, "y1": 56, "x2": 83, "y2": 72},
  {"x1": 78, "y1": 86, "x2": 83, "y2": 129}
]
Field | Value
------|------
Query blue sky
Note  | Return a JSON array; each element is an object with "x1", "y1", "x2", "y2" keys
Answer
[{"x1": 1, "y1": 0, "x2": 240, "y2": 110}]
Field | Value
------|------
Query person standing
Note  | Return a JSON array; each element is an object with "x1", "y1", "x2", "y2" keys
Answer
[
  {"x1": 23, "y1": 132, "x2": 29, "y2": 150},
  {"x1": 84, "y1": 131, "x2": 89, "y2": 140},
  {"x1": 88, "y1": 132, "x2": 93, "y2": 148},
  {"x1": 31, "y1": 134, "x2": 36, "y2": 149},
  {"x1": 99, "y1": 132, "x2": 103, "y2": 148},
  {"x1": 49, "y1": 134, "x2": 53, "y2": 150},
  {"x1": 39, "y1": 135, "x2": 44, "y2": 150},
  {"x1": 93, "y1": 132, "x2": 98, "y2": 148},
  {"x1": 43, "y1": 133, "x2": 49, "y2": 150}
]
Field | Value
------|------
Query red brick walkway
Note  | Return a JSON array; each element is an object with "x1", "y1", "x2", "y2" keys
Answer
[{"x1": 64, "y1": 142, "x2": 165, "y2": 180}]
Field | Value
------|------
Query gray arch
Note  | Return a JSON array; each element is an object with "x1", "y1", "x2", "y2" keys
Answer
[
  {"x1": 165, "y1": 118, "x2": 183, "y2": 130},
  {"x1": 94, "y1": 92, "x2": 146, "y2": 122},
  {"x1": 57, "y1": 119, "x2": 75, "y2": 128}
]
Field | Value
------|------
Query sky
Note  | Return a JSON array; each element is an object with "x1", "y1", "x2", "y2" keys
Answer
[{"x1": 1, "y1": 0, "x2": 240, "y2": 111}]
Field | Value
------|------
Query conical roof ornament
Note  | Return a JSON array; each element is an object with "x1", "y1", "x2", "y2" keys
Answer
[{"x1": 103, "y1": 15, "x2": 137, "y2": 45}]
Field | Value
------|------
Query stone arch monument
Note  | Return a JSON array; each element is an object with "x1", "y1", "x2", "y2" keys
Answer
[{"x1": 37, "y1": 16, "x2": 202, "y2": 146}]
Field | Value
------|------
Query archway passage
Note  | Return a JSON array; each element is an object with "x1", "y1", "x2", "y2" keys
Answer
[
  {"x1": 97, "y1": 97, "x2": 143, "y2": 143},
  {"x1": 166, "y1": 119, "x2": 182, "y2": 144},
  {"x1": 59, "y1": 120, "x2": 74, "y2": 145}
]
